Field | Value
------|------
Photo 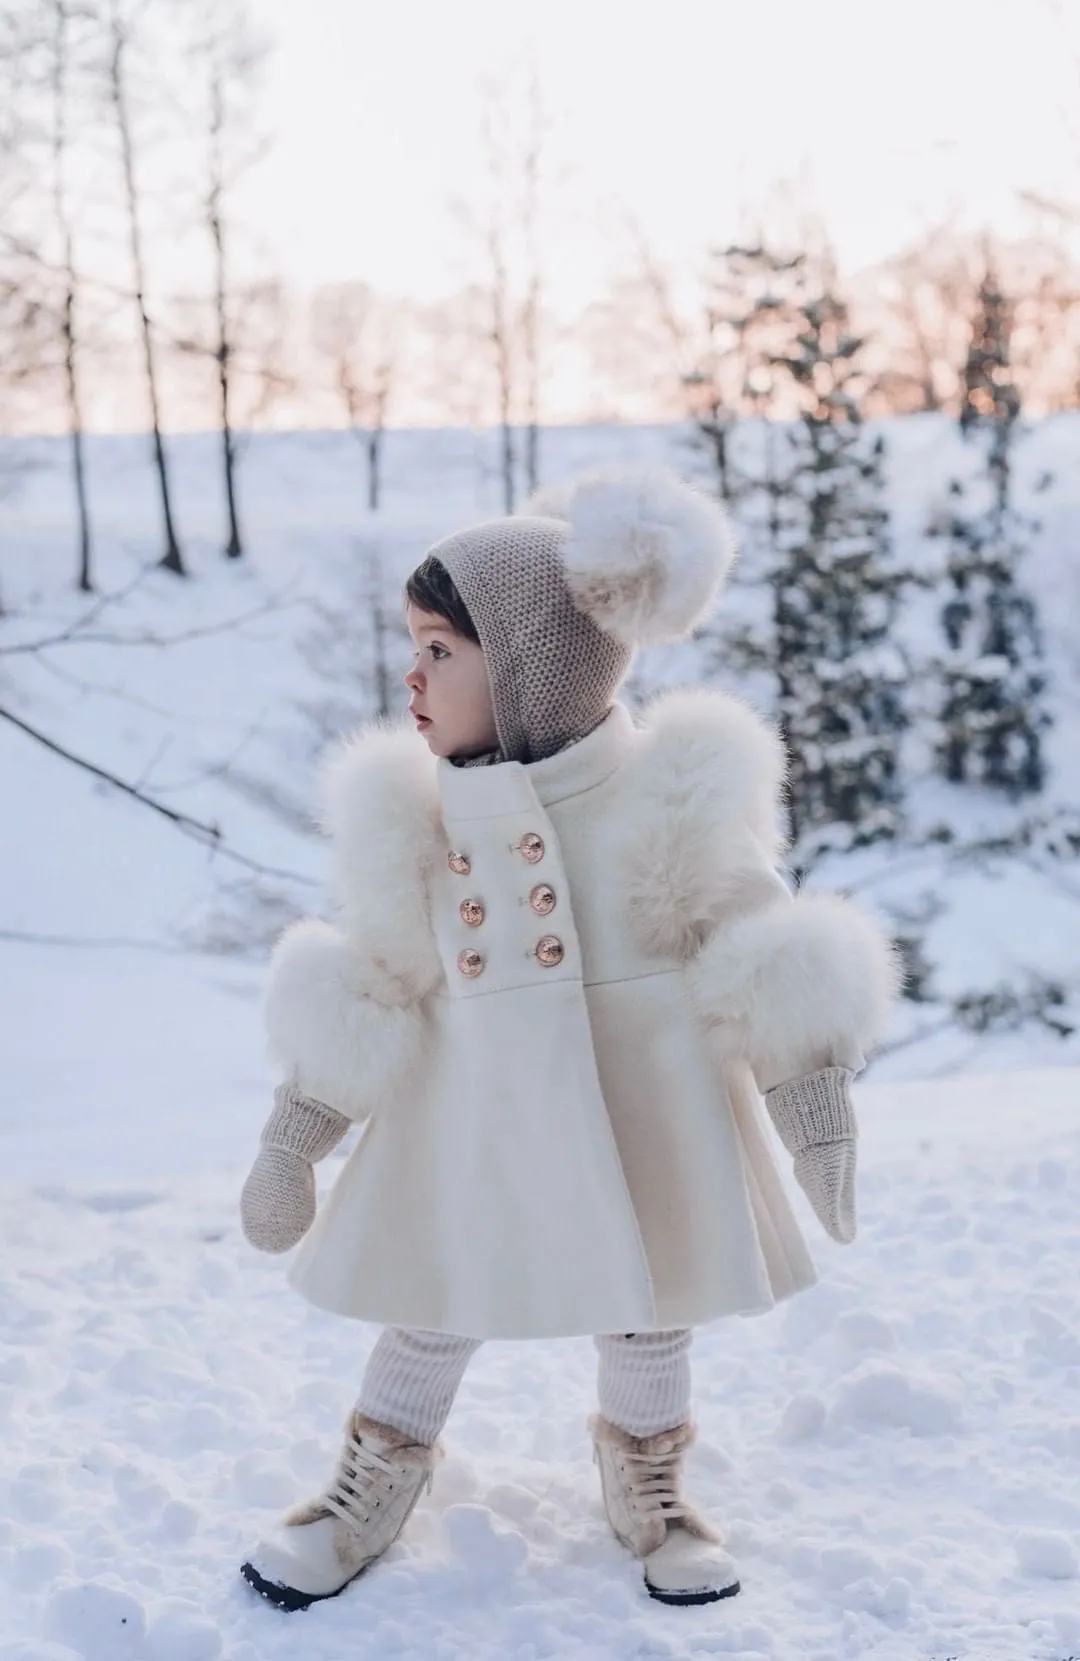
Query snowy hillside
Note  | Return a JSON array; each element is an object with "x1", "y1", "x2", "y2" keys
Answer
[
  {"x1": 2, "y1": 417, "x2": 1079, "y2": 1660},
  {"x1": 2, "y1": 416, "x2": 1079, "y2": 1076}
]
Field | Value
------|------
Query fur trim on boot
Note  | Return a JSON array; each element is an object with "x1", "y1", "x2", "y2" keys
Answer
[
  {"x1": 589, "y1": 1414, "x2": 740, "y2": 1606},
  {"x1": 240, "y1": 1412, "x2": 442, "y2": 1611}
]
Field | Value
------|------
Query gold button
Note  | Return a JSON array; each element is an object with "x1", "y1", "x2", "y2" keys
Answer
[
  {"x1": 517, "y1": 832, "x2": 545, "y2": 864},
  {"x1": 448, "y1": 851, "x2": 471, "y2": 876},
  {"x1": 535, "y1": 935, "x2": 564, "y2": 968},
  {"x1": 529, "y1": 883, "x2": 556, "y2": 916},
  {"x1": 457, "y1": 948, "x2": 484, "y2": 978},
  {"x1": 460, "y1": 898, "x2": 485, "y2": 928}
]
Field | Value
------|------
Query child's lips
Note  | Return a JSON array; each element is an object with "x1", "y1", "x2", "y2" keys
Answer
[{"x1": 411, "y1": 710, "x2": 432, "y2": 728}]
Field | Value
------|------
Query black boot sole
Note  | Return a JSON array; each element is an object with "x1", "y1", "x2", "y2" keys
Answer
[
  {"x1": 240, "y1": 1558, "x2": 364, "y2": 1612},
  {"x1": 646, "y1": 1576, "x2": 741, "y2": 1606}
]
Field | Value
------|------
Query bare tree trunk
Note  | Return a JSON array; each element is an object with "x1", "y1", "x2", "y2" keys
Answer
[
  {"x1": 365, "y1": 543, "x2": 390, "y2": 716},
  {"x1": 473, "y1": 74, "x2": 552, "y2": 512},
  {"x1": 523, "y1": 371, "x2": 539, "y2": 495},
  {"x1": 50, "y1": 0, "x2": 92, "y2": 592},
  {"x1": 366, "y1": 358, "x2": 393, "y2": 511},
  {"x1": 520, "y1": 74, "x2": 543, "y2": 497},
  {"x1": 208, "y1": 66, "x2": 242, "y2": 558},
  {"x1": 64, "y1": 280, "x2": 92, "y2": 588},
  {"x1": 108, "y1": 2, "x2": 184, "y2": 575},
  {"x1": 312, "y1": 283, "x2": 398, "y2": 518},
  {"x1": 488, "y1": 222, "x2": 516, "y2": 515},
  {"x1": 498, "y1": 389, "x2": 514, "y2": 513},
  {"x1": 521, "y1": 271, "x2": 539, "y2": 498},
  {"x1": 367, "y1": 429, "x2": 380, "y2": 512}
]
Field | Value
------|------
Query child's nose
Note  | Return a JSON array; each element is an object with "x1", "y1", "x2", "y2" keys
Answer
[{"x1": 404, "y1": 665, "x2": 424, "y2": 691}]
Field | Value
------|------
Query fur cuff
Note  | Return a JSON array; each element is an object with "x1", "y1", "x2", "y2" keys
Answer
[
  {"x1": 264, "y1": 919, "x2": 428, "y2": 1120},
  {"x1": 349, "y1": 1411, "x2": 445, "y2": 1457},
  {"x1": 687, "y1": 891, "x2": 901, "y2": 1091},
  {"x1": 589, "y1": 1413, "x2": 696, "y2": 1456},
  {"x1": 589, "y1": 1414, "x2": 720, "y2": 1547},
  {"x1": 284, "y1": 1412, "x2": 443, "y2": 1528}
]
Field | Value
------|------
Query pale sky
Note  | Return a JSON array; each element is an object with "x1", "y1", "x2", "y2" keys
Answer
[{"x1": 241, "y1": 0, "x2": 1080, "y2": 311}]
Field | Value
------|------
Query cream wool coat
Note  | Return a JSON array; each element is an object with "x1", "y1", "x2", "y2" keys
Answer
[{"x1": 264, "y1": 689, "x2": 895, "y2": 1341}]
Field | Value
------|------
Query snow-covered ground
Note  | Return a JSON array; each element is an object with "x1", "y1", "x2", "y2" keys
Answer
[
  {"x1": 2, "y1": 1058, "x2": 1078, "y2": 1661},
  {"x1": 2, "y1": 418, "x2": 1079, "y2": 1659}
]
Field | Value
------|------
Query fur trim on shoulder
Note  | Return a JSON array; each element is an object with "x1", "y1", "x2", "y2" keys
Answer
[
  {"x1": 612, "y1": 688, "x2": 790, "y2": 960},
  {"x1": 265, "y1": 919, "x2": 429, "y2": 1119},
  {"x1": 687, "y1": 891, "x2": 902, "y2": 1090},
  {"x1": 318, "y1": 718, "x2": 444, "y2": 996},
  {"x1": 640, "y1": 689, "x2": 787, "y2": 847}
]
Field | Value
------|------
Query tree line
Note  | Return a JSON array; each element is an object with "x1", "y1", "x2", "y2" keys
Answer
[
  {"x1": 678, "y1": 242, "x2": 1075, "y2": 1048},
  {"x1": 0, "y1": 7, "x2": 550, "y2": 581},
  {"x1": 682, "y1": 245, "x2": 1053, "y2": 827},
  {"x1": 4, "y1": 4, "x2": 1080, "y2": 594}
]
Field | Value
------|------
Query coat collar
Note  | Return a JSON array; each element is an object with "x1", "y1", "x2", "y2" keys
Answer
[{"x1": 436, "y1": 702, "x2": 637, "y2": 820}]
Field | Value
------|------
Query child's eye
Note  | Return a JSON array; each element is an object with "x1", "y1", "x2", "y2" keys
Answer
[{"x1": 429, "y1": 643, "x2": 450, "y2": 661}]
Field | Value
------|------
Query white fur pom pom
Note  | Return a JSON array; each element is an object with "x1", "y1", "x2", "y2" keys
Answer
[{"x1": 545, "y1": 469, "x2": 736, "y2": 647}]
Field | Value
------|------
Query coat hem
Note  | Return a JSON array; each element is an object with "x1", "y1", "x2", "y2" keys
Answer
[{"x1": 285, "y1": 1264, "x2": 818, "y2": 1341}]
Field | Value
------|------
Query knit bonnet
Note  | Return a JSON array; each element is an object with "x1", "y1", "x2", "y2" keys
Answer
[{"x1": 426, "y1": 469, "x2": 737, "y2": 765}]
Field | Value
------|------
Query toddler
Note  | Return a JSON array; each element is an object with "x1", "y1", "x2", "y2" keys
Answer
[{"x1": 239, "y1": 470, "x2": 898, "y2": 1610}]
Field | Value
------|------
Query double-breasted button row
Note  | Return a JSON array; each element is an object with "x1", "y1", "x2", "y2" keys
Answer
[
  {"x1": 449, "y1": 833, "x2": 562, "y2": 979},
  {"x1": 450, "y1": 834, "x2": 546, "y2": 875},
  {"x1": 461, "y1": 889, "x2": 553, "y2": 928},
  {"x1": 458, "y1": 936, "x2": 565, "y2": 977}
]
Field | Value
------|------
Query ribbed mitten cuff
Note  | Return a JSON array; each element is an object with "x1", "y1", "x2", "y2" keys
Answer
[
  {"x1": 764, "y1": 1066, "x2": 856, "y2": 1157},
  {"x1": 261, "y1": 1082, "x2": 350, "y2": 1162}
]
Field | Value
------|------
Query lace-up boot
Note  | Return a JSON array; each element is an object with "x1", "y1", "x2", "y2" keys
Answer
[
  {"x1": 241, "y1": 1412, "x2": 441, "y2": 1609},
  {"x1": 589, "y1": 1413, "x2": 740, "y2": 1605}
]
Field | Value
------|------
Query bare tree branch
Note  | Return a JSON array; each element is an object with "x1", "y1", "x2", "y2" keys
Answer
[
  {"x1": 0, "y1": 589, "x2": 307, "y2": 657},
  {"x1": 0, "y1": 704, "x2": 317, "y2": 886},
  {"x1": 0, "y1": 927, "x2": 193, "y2": 954},
  {"x1": 1017, "y1": 188, "x2": 1080, "y2": 227}
]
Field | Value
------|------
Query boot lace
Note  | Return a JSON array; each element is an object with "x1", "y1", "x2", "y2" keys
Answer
[
  {"x1": 323, "y1": 1425, "x2": 431, "y2": 1530},
  {"x1": 603, "y1": 1443, "x2": 687, "y2": 1525}
]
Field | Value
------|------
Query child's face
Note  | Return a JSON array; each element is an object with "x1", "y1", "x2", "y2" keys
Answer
[{"x1": 404, "y1": 604, "x2": 499, "y2": 760}]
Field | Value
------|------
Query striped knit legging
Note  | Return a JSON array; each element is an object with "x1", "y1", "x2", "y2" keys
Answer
[{"x1": 357, "y1": 1325, "x2": 692, "y2": 1447}]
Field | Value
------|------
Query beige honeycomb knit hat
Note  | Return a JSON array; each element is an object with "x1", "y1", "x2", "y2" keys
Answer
[{"x1": 427, "y1": 468, "x2": 737, "y2": 765}]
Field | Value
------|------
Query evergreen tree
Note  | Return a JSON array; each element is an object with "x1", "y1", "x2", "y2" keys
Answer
[
  {"x1": 766, "y1": 291, "x2": 914, "y2": 857},
  {"x1": 686, "y1": 244, "x2": 807, "y2": 507},
  {"x1": 935, "y1": 265, "x2": 1051, "y2": 796},
  {"x1": 959, "y1": 267, "x2": 1020, "y2": 433},
  {"x1": 690, "y1": 248, "x2": 918, "y2": 865}
]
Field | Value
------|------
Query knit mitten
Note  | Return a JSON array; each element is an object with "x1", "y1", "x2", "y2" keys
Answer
[
  {"x1": 241, "y1": 1083, "x2": 350, "y2": 1254},
  {"x1": 764, "y1": 1066, "x2": 858, "y2": 1245}
]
